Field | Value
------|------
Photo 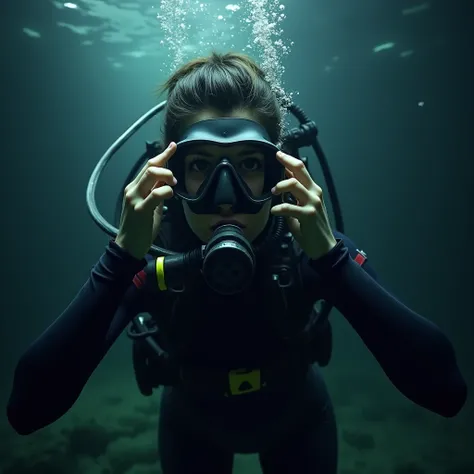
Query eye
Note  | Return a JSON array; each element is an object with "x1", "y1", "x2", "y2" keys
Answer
[
  {"x1": 240, "y1": 157, "x2": 263, "y2": 172},
  {"x1": 188, "y1": 158, "x2": 211, "y2": 173}
]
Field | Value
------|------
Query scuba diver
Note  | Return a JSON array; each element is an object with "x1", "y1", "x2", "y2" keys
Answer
[{"x1": 7, "y1": 52, "x2": 467, "y2": 474}]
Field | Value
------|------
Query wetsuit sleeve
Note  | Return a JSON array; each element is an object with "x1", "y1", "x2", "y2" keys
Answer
[
  {"x1": 303, "y1": 232, "x2": 467, "y2": 418},
  {"x1": 6, "y1": 240, "x2": 149, "y2": 435}
]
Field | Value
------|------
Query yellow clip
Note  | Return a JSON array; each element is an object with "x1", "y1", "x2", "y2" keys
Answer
[
  {"x1": 228, "y1": 368, "x2": 261, "y2": 395},
  {"x1": 155, "y1": 256, "x2": 167, "y2": 291}
]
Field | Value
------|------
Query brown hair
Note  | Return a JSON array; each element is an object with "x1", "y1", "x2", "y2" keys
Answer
[
  {"x1": 157, "y1": 51, "x2": 283, "y2": 145},
  {"x1": 155, "y1": 51, "x2": 283, "y2": 252}
]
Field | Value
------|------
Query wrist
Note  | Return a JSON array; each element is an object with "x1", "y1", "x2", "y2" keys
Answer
[
  {"x1": 307, "y1": 237, "x2": 337, "y2": 261},
  {"x1": 114, "y1": 236, "x2": 144, "y2": 261},
  {"x1": 308, "y1": 239, "x2": 347, "y2": 274}
]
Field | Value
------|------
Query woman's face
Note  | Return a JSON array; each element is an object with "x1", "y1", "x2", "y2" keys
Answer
[{"x1": 180, "y1": 108, "x2": 273, "y2": 243}]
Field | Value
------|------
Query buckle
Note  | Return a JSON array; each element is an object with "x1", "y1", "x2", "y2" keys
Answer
[
  {"x1": 227, "y1": 368, "x2": 263, "y2": 396},
  {"x1": 354, "y1": 249, "x2": 367, "y2": 266}
]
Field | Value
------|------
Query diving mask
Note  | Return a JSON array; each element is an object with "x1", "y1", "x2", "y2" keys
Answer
[{"x1": 168, "y1": 118, "x2": 283, "y2": 214}]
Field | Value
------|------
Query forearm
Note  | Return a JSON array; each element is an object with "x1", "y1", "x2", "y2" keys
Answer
[
  {"x1": 7, "y1": 241, "x2": 146, "y2": 434},
  {"x1": 309, "y1": 242, "x2": 467, "y2": 417}
]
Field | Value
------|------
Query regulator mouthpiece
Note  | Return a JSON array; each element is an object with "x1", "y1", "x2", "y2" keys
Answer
[{"x1": 202, "y1": 224, "x2": 256, "y2": 295}]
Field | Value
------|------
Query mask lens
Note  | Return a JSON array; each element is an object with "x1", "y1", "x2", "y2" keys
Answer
[{"x1": 169, "y1": 145, "x2": 282, "y2": 199}]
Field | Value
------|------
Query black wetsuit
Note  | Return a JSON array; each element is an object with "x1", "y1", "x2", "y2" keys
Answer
[{"x1": 6, "y1": 232, "x2": 467, "y2": 474}]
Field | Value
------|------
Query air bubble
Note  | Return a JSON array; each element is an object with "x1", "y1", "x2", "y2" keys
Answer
[{"x1": 158, "y1": 0, "x2": 295, "y2": 135}]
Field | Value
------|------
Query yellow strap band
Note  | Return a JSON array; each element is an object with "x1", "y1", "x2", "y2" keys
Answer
[{"x1": 155, "y1": 256, "x2": 167, "y2": 291}]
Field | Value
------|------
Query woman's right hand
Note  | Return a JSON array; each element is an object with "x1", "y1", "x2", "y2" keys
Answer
[{"x1": 115, "y1": 142, "x2": 177, "y2": 260}]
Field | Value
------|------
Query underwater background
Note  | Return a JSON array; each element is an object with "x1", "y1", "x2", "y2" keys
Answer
[{"x1": 0, "y1": 0, "x2": 473, "y2": 473}]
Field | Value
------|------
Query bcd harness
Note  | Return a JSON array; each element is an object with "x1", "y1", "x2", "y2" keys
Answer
[{"x1": 127, "y1": 233, "x2": 368, "y2": 398}]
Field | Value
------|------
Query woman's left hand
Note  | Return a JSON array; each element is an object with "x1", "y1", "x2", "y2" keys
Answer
[{"x1": 270, "y1": 151, "x2": 337, "y2": 261}]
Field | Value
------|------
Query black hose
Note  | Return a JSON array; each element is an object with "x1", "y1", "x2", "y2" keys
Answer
[
  {"x1": 286, "y1": 104, "x2": 344, "y2": 233},
  {"x1": 311, "y1": 139, "x2": 344, "y2": 233},
  {"x1": 287, "y1": 103, "x2": 310, "y2": 124}
]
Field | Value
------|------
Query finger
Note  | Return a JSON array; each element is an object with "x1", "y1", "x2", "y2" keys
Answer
[
  {"x1": 276, "y1": 152, "x2": 313, "y2": 190},
  {"x1": 135, "y1": 167, "x2": 177, "y2": 199},
  {"x1": 136, "y1": 185, "x2": 174, "y2": 213},
  {"x1": 148, "y1": 141, "x2": 177, "y2": 166},
  {"x1": 134, "y1": 142, "x2": 176, "y2": 184},
  {"x1": 271, "y1": 177, "x2": 310, "y2": 205},
  {"x1": 270, "y1": 202, "x2": 317, "y2": 218}
]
